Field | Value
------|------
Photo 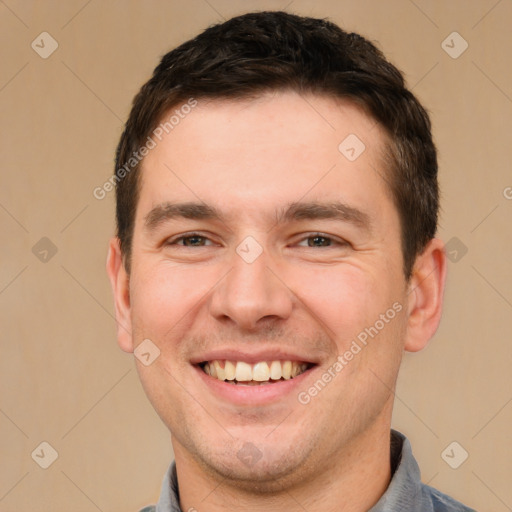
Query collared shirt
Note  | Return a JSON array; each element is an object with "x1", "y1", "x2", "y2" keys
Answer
[{"x1": 139, "y1": 430, "x2": 477, "y2": 512}]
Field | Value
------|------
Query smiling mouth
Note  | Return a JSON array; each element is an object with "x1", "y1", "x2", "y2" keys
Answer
[{"x1": 199, "y1": 360, "x2": 313, "y2": 385}]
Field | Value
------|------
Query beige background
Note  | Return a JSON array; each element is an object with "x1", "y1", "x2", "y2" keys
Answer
[{"x1": 1, "y1": 0, "x2": 511, "y2": 510}]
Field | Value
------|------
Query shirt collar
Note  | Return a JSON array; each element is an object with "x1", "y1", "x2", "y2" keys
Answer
[
  {"x1": 369, "y1": 430, "x2": 423, "y2": 511},
  {"x1": 156, "y1": 461, "x2": 180, "y2": 512}
]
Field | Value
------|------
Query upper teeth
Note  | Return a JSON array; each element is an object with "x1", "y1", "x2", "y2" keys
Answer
[{"x1": 203, "y1": 360, "x2": 308, "y2": 382}]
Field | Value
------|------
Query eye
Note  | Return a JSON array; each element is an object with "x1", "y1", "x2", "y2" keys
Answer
[
  {"x1": 167, "y1": 233, "x2": 215, "y2": 247},
  {"x1": 296, "y1": 234, "x2": 343, "y2": 248},
  {"x1": 305, "y1": 235, "x2": 332, "y2": 247}
]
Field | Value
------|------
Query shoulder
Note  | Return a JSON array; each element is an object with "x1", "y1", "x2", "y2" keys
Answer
[
  {"x1": 138, "y1": 507, "x2": 156, "y2": 512},
  {"x1": 422, "y1": 483, "x2": 478, "y2": 512}
]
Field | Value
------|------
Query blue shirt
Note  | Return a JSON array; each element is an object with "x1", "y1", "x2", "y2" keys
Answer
[{"x1": 140, "y1": 430, "x2": 476, "y2": 512}]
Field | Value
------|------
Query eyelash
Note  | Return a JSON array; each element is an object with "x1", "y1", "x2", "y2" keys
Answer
[
  {"x1": 298, "y1": 233, "x2": 349, "y2": 247},
  {"x1": 166, "y1": 232, "x2": 347, "y2": 248},
  {"x1": 166, "y1": 233, "x2": 216, "y2": 247}
]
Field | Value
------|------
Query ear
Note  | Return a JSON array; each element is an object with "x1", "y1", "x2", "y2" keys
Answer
[
  {"x1": 106, "y1": 237, "x2": 134, "y2": 353},
  {"x1": 404, "y1": 238, "x2": 447, "y2": 352}
]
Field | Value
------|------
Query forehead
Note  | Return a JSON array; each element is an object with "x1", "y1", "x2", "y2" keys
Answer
[{"x1": 136, "y1": 91, "x2": 394, "y2": 224}]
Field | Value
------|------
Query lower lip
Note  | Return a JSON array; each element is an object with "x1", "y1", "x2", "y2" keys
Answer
[{"x1": 194, "y1": 364, "x2": 315, "y2": 406}]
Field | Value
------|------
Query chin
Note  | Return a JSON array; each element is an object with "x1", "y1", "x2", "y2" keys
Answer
[{"x1": 196, "y1": 441, "x2": 316, "y2": 493}]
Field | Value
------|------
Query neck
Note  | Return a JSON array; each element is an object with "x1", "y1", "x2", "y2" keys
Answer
[{"x1": 173, "y1": 419, "x2": 393, "y2": 512}]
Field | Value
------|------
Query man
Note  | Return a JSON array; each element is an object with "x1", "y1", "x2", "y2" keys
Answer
[{"x1": 107, "y1": 11, "x2": 476, "y2": 512}]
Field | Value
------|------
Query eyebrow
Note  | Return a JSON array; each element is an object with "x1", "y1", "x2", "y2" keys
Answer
[
  {"x1": 143, "y1": 200, "x2": 372, "y2": 233},
  {"x1": 144, "y1": 202, "x2": 223, "y2": 231},
  {"x1": 277, "y1": 201, "x2": 372, "y2": 232}
]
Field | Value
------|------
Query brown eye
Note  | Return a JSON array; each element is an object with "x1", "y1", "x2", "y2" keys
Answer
[
  {"x1": 307, "y1": 235, "x2": 332, "y2": 247},
  {"x1": 180, "y1": 235, "x2": 208, "y2": 246},
  {"x1": 167, "y1": 234, "x2": 215, "y2": 247}
]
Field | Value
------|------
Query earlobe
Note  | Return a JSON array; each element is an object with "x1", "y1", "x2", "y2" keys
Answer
[
  {"x1": 106, "y1": 237, "x2": 134, "y2": 353},
  {"x1": 404, "y1": 238, "x2": 447, "y2": 353}
]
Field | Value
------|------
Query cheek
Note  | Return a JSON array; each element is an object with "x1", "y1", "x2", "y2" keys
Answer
[
  {"x1": 288, "y1": 263, "x2": 397, "y2": 341},
  {"x1": 129, "y1": 262, "x2": 219, "y2": 340}
]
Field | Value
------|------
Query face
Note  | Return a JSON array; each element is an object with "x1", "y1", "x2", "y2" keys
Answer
[{"x1": 110, "y1": 91, "x2": 422, "y2": 490}]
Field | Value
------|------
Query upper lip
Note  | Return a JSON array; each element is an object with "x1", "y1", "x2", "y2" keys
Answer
[{"x1": 190, "y1": 349, "x2": 320, "y2": 365}]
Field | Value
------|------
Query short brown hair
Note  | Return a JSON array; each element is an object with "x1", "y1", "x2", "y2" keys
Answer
[{"x1": 115, "y1": 11, "x2": 438, "y2": 279}]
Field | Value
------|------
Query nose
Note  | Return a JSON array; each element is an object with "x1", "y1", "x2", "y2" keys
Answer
[{"x1": 209, "y1": 246, "x2": 294, "y2": 331}]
